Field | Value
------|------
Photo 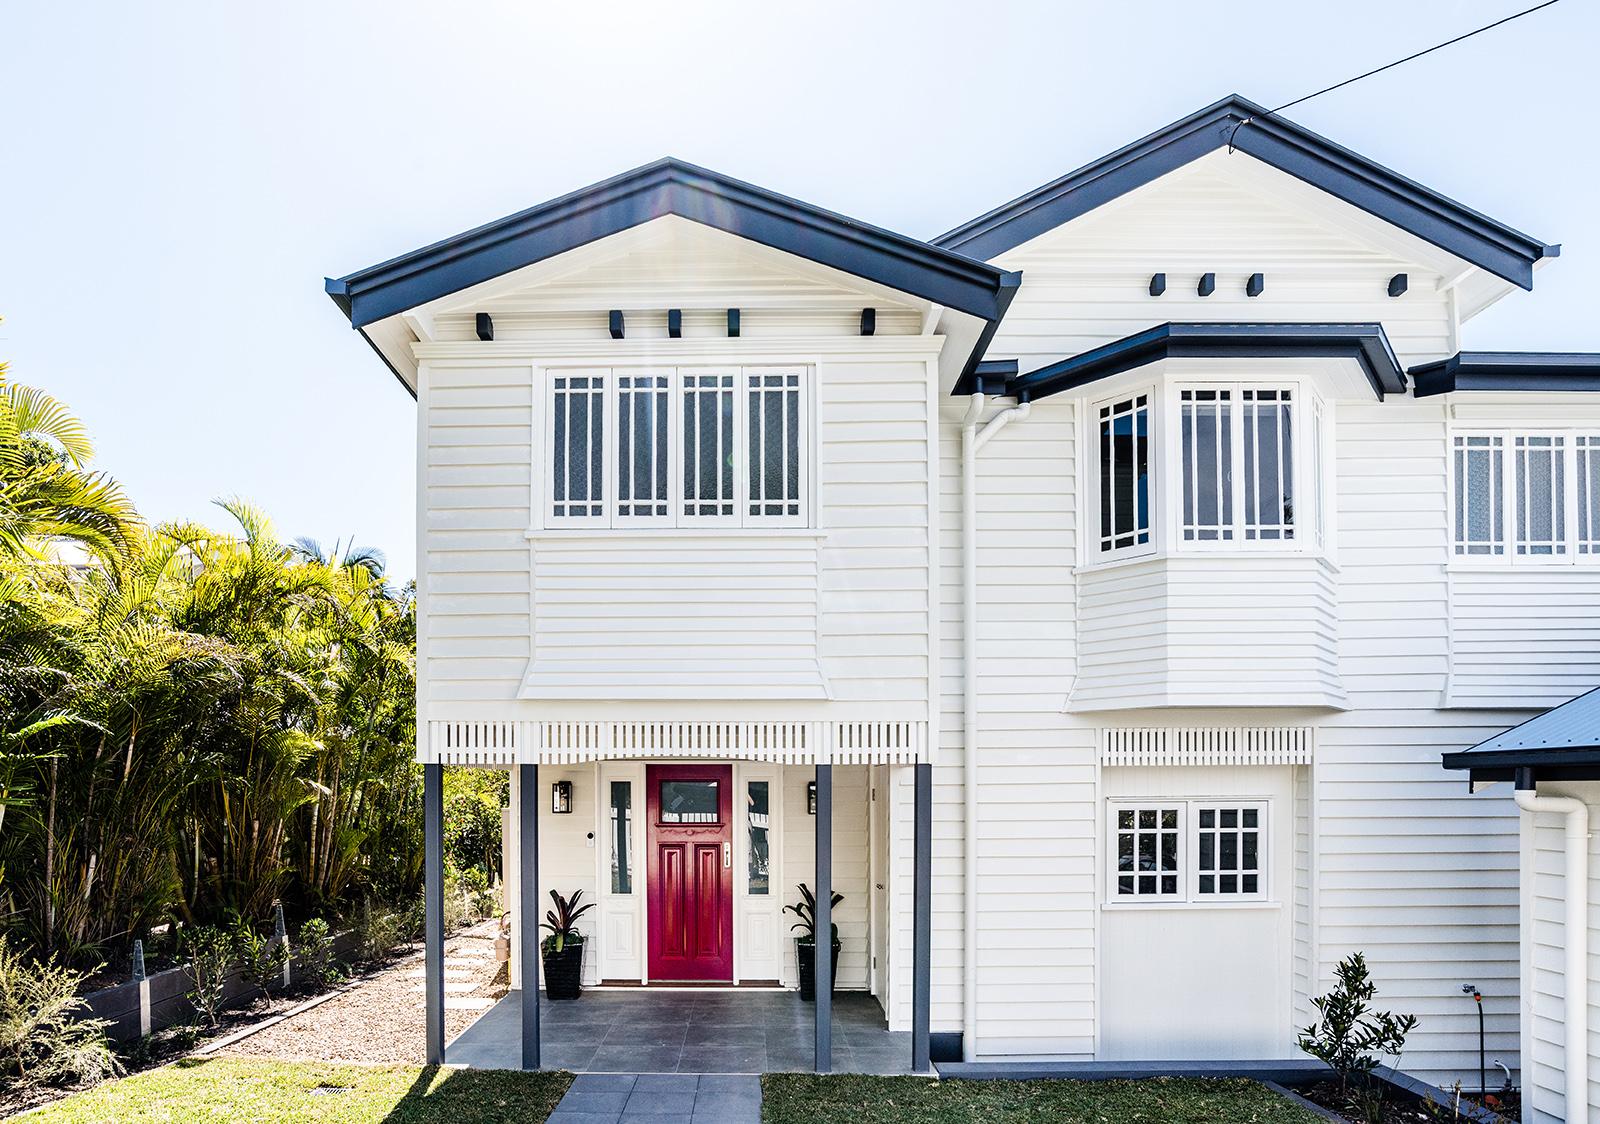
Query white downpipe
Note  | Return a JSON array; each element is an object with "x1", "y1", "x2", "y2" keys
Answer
[
  {"x1": 1515, "y1": 782, "x2": 1589, "y2": 1124},
  {"x1": 961, "y1": 392, "x2": 1030, "y2": 1063}
]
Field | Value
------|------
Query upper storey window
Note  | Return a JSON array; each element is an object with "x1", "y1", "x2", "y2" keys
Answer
[
  {"x1": 1452, "y1": 430, "x2": 1600, "y2": 562},
  {"x1": 1092, "y1": 380, "x2": 1325, "y2": 563},
  {"x1": 548, "y1": 366, "x2": 809, "y2": 529}
]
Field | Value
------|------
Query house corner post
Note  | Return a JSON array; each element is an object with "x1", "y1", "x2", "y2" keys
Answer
[
  {"x1": 423, "y1": 762, "x2": 445, "y2": 1064},
  {"x1": 912, "y1": 761, "x2": 933, "y2": 1073},
  {"x1": 520, "y1": 762, "x2": 540, "y2": 1070},
  {"x1": 814, "y1": 762, "x2": 833, "y2": 1073}
]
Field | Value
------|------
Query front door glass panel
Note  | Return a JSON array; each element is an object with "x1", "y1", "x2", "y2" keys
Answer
[{"x1": 659, "y1": 780, "x2": 720, "y2": 823}]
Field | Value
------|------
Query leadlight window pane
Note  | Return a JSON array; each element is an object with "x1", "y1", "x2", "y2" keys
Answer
[
  {"x1": 747, "y1": 781, "x2": 770, "y2": 895},
  {"x1": 681, "y1": 373, "x2": 735, "y2": 519},
  {"x1": 609, "y1": 781, "x2": 633, "y2": 895},
  {"x1": 1453, "y1": 435, "x2": 1505, "y2": 556},
  {"x1": 1243, "y1": 389, "x2": 1294, "y2": 541},
  {"x1": 1515, "y1": 435, "x2": 1566, "y2": 556},
  {"x1": 748, "y1": 371, "x2": 802, "y2": 518},
  {"x1": 1194, "y1": 804, "x2": 1262, "y2": 897},
  {"x1": 660, "y1": 780, "x2": 720, "y2": 824},
  {"x1": 1098, "y1": 394, "x2": 1151, "y2": 554},
  {"x1": 1181, "y1": 390, "x2": 1233, "y2": 541},
  {"x1": 616, "y1": 374, "x2": 670, "y2": 518},
  {"x1": 551, "y1": 374, "x2": 605, "y2": 518},
  {"x1": 1580, "y1": 437, "x2": 1600, "y2": 554}
]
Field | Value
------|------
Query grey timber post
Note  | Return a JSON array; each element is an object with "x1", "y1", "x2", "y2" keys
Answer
[{"x1": 520, "y1": 763, "x2": 540, "y2": 1070}]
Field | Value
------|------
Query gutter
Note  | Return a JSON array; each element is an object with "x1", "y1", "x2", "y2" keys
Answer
[
  {"x1": 960, "y1": 390, "x2": 1031, "y2": 1062},
  {"x1": 1514, "y1": 767, "x2": 1589, "y2": 1124}
]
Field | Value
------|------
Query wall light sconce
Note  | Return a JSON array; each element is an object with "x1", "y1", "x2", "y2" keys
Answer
[
  {"x1": 552, "y1": 780, "x2": 573, "y2": 815},
  {"x1": 807, "y1": 781, "x2": 817, "y2": 815}
]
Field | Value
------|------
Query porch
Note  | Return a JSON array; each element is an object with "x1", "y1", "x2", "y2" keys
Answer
[
  {"x1": 419, "y1": 727, "x2": 936, "y2": 1074},
  {"x1": 447, "y1": 989, "x2": 913, "y2": 1074}
]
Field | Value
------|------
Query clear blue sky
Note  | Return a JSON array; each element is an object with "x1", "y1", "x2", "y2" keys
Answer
[{"x1": 4, "y1": 1, "x2": 1594, "y2": 581}]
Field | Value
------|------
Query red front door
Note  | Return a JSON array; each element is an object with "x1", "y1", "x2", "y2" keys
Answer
[{"x1": 646, "y1": 764, "x2": 734, "y2": 982}]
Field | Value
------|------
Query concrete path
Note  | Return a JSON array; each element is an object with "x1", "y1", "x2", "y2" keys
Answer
[{"x1": 549, "y1": 1073, "x2": 760, "y2": 1123}]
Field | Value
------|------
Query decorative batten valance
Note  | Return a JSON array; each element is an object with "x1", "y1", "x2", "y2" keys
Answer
[
  {"x1": 1101, "y1": 726, "x2": 1314, "y2": 768},
  {"x1": 424, "y1": 718, "x2": 927, "y2": 766}
]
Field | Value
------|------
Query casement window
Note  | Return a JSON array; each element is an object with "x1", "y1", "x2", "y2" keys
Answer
[
  {"x1": 1451, "y1": 429, "x2": 1600, "y2": 563},
  {"x1": 1096, "y1": 392, "x2": 1152, "y2": 557},
  {"x1": 545, "y1": 366, "x2": 809, "y2": 529},
  {"x1": 1108, "y1": 800, "x2": 1268, "y2": 903},
  {"x1": 1180, "y1": 385, "x2": 1295, "y2": 544}
]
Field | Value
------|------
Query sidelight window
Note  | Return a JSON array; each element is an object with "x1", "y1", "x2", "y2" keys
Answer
[
  {"x1": 609, "y1": 781, "x2": 633, "y2": 894},
  {"x1": 746, "y1": 781, "x2": 770, "y2": 895}
]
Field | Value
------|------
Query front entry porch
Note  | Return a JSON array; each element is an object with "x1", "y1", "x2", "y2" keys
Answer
[
  {"x1": 420, "y1": 743, "x2": 935, "y2": 1074},
  {"x1": 447, "y1": 989, "x2": 913, "y2": 1074}
]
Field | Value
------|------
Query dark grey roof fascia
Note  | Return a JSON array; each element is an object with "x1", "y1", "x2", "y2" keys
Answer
[
  {"x1": 326, "y1": 158, "x2": 1021, "y2": 396},
  {"x1": 1410, "y1": 352, "x2": 1600, "y2": 397},
  {"x1": 934, "y1": 95, "x2": 1557, "y2": 290},
  {"x1": 1443, "y1": 684, "x2": 1600, "y2": 783},
  {"x1": 999, "y1": 322, "x2": 1404, "y2": 401}
]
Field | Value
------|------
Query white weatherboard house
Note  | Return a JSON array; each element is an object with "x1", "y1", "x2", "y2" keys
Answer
[{"x1": 327, "y1": 94, "x2": 1600, "y2": 1101}]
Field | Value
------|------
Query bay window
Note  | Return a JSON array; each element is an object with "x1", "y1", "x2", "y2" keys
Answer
[
  {"x1": 1091, "y1": 379, "x2": 1324, "y2": 561},
  {"x1": 546, "y1": 366, "x2": 810, "y2": 529},
  {"x1": 1452, "y1": 428, "x2": 1600, "y2": 562}
]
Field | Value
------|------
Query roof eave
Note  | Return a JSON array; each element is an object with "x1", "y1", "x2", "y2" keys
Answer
[
  {"x1": 1411, "y1": 352, "x2": 1600, "y2": 397},
  {"x1": 935, "y1": 95, "x2": 1554, "y2": 290}
]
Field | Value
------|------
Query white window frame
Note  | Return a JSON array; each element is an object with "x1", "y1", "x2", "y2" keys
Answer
[
  {"x1": 1105, "y1": 798, "x2": 1271, "y2": 906},
  {"x1": 542, "y1": 365, "x2": 813, "y2": 531},
  {"x1": 1170, "y1": 380, "x2": 1305, "y2": 553},
  {"x1": 1107, "y1": 802, "x2": 1187, "y2": 900},
  {"x1": 1089, "y1": 386, "x2": 1157, "y2": 561},
  {"x1": 1449, "y1": 426, "x2": 1600, "y2": 567}
]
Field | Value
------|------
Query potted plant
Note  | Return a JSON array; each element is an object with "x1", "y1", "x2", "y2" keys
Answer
[
  {"x1": 785, "y1": 882, "x2": 843, "y2": 1002},
  {"x1": 540, "y1": 889, "x2": 595, "y2": 1001}
]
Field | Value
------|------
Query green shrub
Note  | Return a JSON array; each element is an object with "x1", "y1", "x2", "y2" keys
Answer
[
  {"x1": 231, "y1": 916, "x2": 287, "y2": 998},
  {"x1": 353, "y1": 900, "x2": 404, "y2": 966},
  {"x1": 0, "y1": 940, "x2": 118, "y2": 1089},
  {"x1": 444, "y1": 791, "x2": 502, "y2": 874},
  {"x1": 1299, "y1": 952, "x2": 1419, "y2": 1122},
  {"x1": 181, "y1": 925, "x2": 236, "y2": 1028},
  {"x1": 294, "y1": 918, "x2": 340, "y2": 991}
]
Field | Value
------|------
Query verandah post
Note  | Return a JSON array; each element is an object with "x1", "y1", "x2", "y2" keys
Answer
[
  {"x1": 423, "y1": 762, "x2": 445, "y2": 1064},
  {"x1": 520, "y1": 762, "x2": 540, "y2": 1070},
  {"x1": 814, "y1": 762, "x2": 833, "y2": 1073},
  {"x1": 912, "y1": 761, "x2": 932, "y2": 1073}
]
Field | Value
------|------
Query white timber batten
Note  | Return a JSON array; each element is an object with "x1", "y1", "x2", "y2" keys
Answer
[
  {"x1": 422, "y1": 718, "x2": 928, "y2": 765},
  {"x1": 1100, "y1": 725, "x2": 1315, "y2": 767}
]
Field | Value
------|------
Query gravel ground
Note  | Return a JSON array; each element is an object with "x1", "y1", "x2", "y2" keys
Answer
[{"x1": 216, "y1": 920, "x2": 507, "y2": 1064}]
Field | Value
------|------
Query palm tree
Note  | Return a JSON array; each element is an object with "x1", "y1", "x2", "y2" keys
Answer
[{"x1": 0, "y1": 361, "x2": 138, "y2": 565}]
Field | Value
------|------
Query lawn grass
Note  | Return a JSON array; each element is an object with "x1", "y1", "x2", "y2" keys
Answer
[
  {"x1": 760, "y1": 1074, "x2": 1326, "y2": 1124},
  {"x1": 19, "y1": 1057, "x2": 573, "y2": 1124}
]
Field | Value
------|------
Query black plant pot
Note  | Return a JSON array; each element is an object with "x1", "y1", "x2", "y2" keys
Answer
[
  {"x1": 542, "y1": 939, "x2": 584, "y2": 1001},
  {"x1": 796, "y1": 939, "x2": 842, "y2": 1002}
]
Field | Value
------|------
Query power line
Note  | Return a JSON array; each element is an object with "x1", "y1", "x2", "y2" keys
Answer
[{"x1": 1229, "y1": 0, "x2": 1562, "y2": 151}]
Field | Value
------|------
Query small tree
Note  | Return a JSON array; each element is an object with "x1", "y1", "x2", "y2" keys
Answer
[
  {"x1": 181, "y1": 926, "x2": 236, "y2": 1028},
  {"x1": 295, "y1": 918, "x2": 340, "y2": 991},
  {"x1": 231, "y1": 916, "x2": 287, "y2": 999},
  {"x1": 1299, "y1": 952, "x2": 1419, "y2": 1103}
]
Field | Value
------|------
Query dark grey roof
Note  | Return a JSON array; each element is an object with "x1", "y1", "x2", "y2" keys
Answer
[
  {"x1": 934, "y1": 95, "x2": 1558, "y2": 290},
  {"x1": 1442, "y1": 685, "x2": 1600, "y2": 782},
  {"x1": 986, "y1": 322, "x2": 1404, "y2": 401},
  {"x1": 326, "y1": 157, "x2": 1021, "y2": 397},
  {"x1": 1410, "y1": 352, "x2": 1600, "y2": 397}
]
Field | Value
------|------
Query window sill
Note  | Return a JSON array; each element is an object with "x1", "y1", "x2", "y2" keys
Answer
[
  {"x1": 1075, "y1": 549, "x2": 1337, "y2": 576},
  {"x1": 526, "y1": 527, "x2": 827, "y2": 541},
  {"x1": 1446, "y1": 558, "x2": 1600, "y2": 572},
  {"x1": 1100, "y1": 899, "x2": 1282, "y2": 913}
]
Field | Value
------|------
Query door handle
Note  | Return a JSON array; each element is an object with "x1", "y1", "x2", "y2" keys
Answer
[{"x1": 723, "y1": 842, "x2": 732, "y2": 868}]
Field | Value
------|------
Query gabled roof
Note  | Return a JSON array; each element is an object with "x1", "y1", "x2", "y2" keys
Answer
[
  {"x1": 1410, "y1": 352, "x2": 1600, "y2": 397},
  {"x1": 1443, "y1": 685, "x2": 1600, "y2": 784},
  {"x1": 995, "y1": 322, "x2": 1404, "y2": 401},
  {"x1": 326, "y1": 157, "x2": 1020, "y2": 393},
  {"x1": 934, "y1": 95, "x2": 1558, "y2": 289}
]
